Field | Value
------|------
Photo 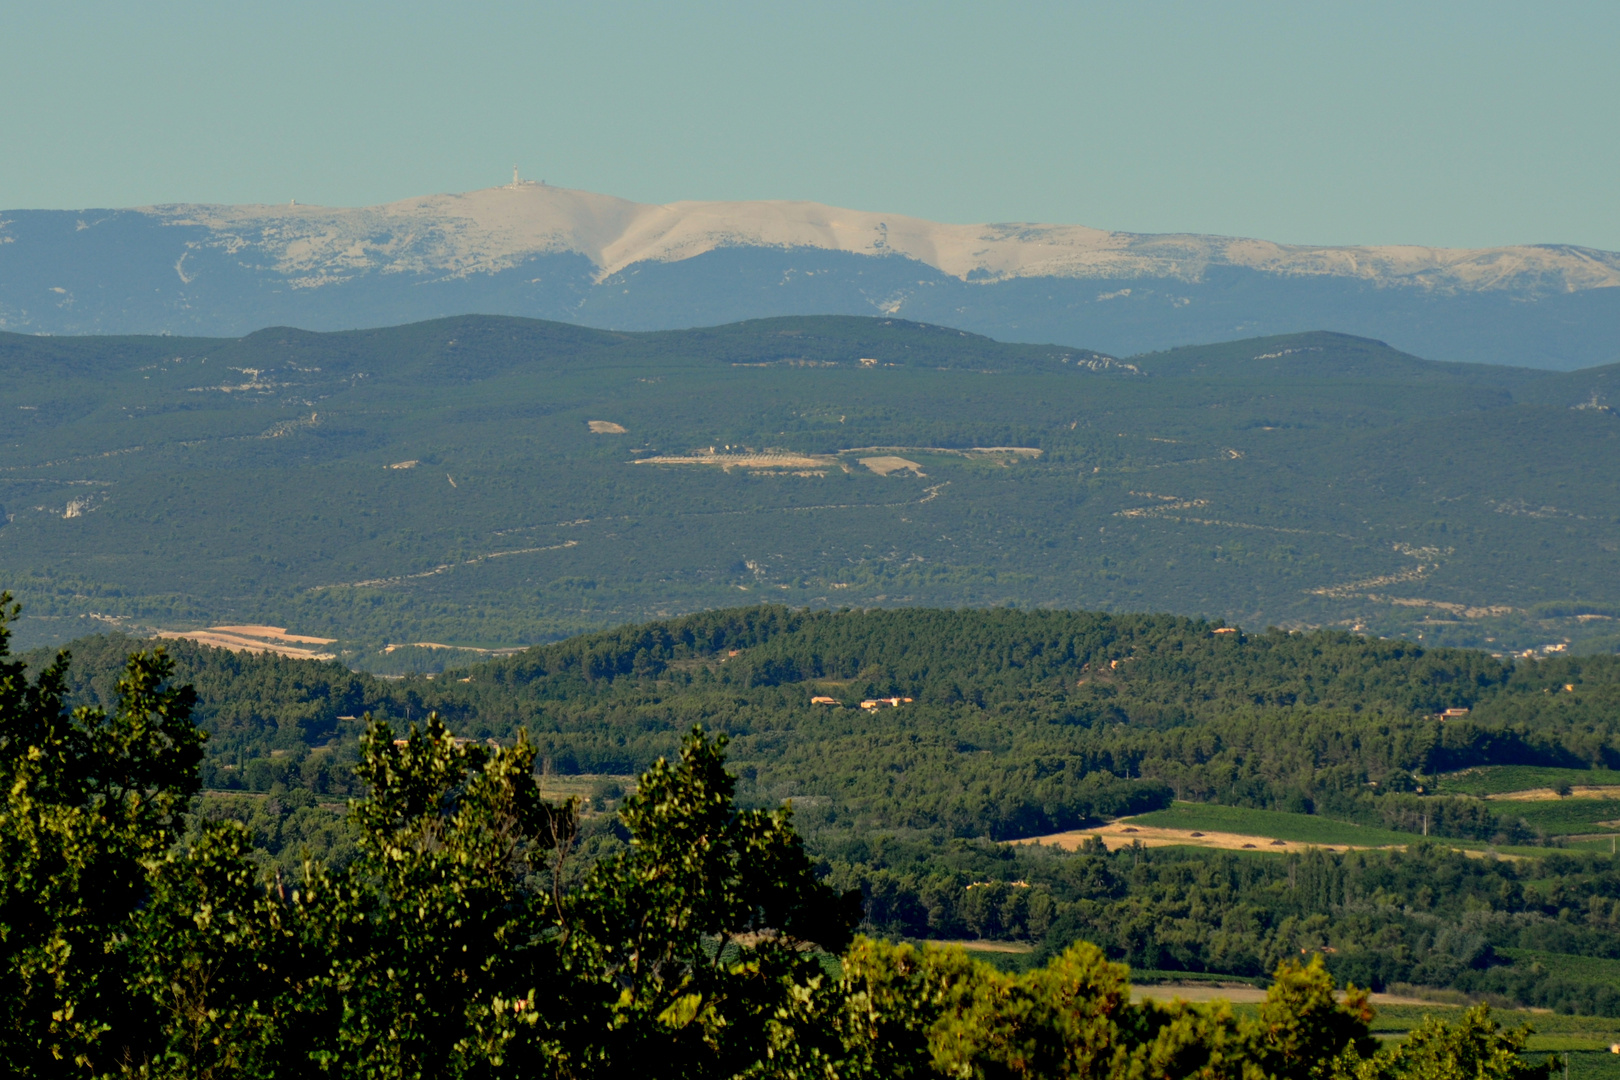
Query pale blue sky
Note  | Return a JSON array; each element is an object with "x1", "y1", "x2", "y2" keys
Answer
[{"x1": 5, "y1": 1, "x2": 1617, "y2": 250}]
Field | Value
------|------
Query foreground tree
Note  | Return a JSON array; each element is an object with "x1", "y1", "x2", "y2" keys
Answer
[
  {"x1": 538, "y1": 727, "x2": 862, "y2": 1077},
  {"x1": 295, "y1": 717, "x2": 568, "y2": 1078},
  {"x1": 0, "y1": 593, "x2": 203, "y2": 1075}
]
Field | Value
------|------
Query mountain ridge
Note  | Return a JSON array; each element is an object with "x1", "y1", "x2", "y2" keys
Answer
[
  {"x1": 6, "y1": 186, "x2": 1620, "y2": 369},
  {"x1": 139, "y1": 183, "x2": 1620, "y2": 293}
]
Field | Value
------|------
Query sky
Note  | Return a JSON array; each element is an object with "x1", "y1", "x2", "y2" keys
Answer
[{"x1": 4, "y1": 1, "x2": 1617, "y2": 251}]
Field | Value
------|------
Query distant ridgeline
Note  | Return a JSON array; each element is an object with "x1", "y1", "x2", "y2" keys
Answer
[
  {"x1": 2, "y1": 314, "x2": 1618, "y2": 659},
  {"x1": 30, "y1": 605, "x2": 1620, "y2": 1014},
  {"x1": 4, "y1": 185, "x2": 1620, "y2": 370}
]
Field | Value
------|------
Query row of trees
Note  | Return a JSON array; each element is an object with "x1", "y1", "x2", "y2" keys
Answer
[{"x1": 1, "y1": 602, "x2": 1556, "y2": 1078}]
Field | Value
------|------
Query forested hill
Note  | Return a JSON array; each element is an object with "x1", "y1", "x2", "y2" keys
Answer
[
  {"x1": 1129, "y1": 330, "x2": 1541, "y2": 384},
  {"x1": 32, "y1": 606, "x2": 1620, "y2": 838},
  {"x1": 29, "y1": 605, "x2": 1620, "y2": 1013},
  {"x1": 476, "y1": 604, "x2": 1516, "y2": 714},
  {"x1": 5, "y1": 313, "x2": 1619, "y2": 661},
  {"x1": 0, "y1": 312, "x2": 1115, "y2": 380}
]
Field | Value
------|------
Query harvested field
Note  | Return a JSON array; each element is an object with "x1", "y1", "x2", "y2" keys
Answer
[
  {"x1": 1014, "y1": 821, "x2": 1367, "y2": 855},
  {"x1": 859, "y1": 455, "x2": 925, "y2": 476},
  {"x1": 156, "y1": 625, "x2": 337, "y2": 660},
  {"x1": 932, "y1": 940, "x2": 1034, "y2": 954},
  {"x1": 209, "y1": 624, "x2": 337, "y2": 645},
  {"x1": 1488, "y1": 787, "x2": 1620, "y2": 801},
  {"x1": 588, "y1": 420, "x2": 627, "y2": 433},
  {"x1": 381, "y1": 641, "x2": 527, "y2": 656},
  {"x1": 1131, "y1": 985, "x2": 1439, "y2": 1007},
  {"x1": 634, "y1": 452, "x2": 835, "y2": 470}
]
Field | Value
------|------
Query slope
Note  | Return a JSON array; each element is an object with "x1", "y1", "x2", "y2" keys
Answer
[{"x1": 1, "y1": 315, "x2": 1617, "y2": 660}]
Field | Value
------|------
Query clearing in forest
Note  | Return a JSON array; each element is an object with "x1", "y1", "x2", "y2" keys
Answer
[
  {"x1": 1016, "y1": 802, "x2": 1439, "y2": 854},
  {"x1": 155, "y1": 625, "x2": 337, "y2": 660},
  {"x1": 858, "y1": 455, "x2": 925, "y2": 476},
  {"x1": 1015, "y1": 821, "x2": 1358, "y2": 855},
  {"x1": 588, "y1": 420, "x2": 627, "y2": 433},
  {"x1": 634, "y1": 451, "x2": 835, "y2": 470}
]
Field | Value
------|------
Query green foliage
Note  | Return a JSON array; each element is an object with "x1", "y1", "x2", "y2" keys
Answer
[
  {"x1": 555, "y1": 728, "x2": 861, "y2": 1077},
  {"x1": 123, "y1": 822, "x2": 292, "y2": 1078},
  {"x1": 1354, "y1": 1006, "x2": 1555, "y2": 1080},
  {"x1": 0, "y1": 591, "x2": 204, "y2": 1075},
  {"x1": 829, "y1": 834, "x2": 1620, "y2": 1016},
  {"x1": 1257, "y1": 956, "x2": 1377, "y2": 1080},
  {"x1": 26, "y1": 603, "x2": 1620, "y2": 1017},
  {"x1": 0, "y1": 617, "x2": 1571, "y2": 1078},
  {"x1": 828, "y1": 943, "x2": 1383, "y2": 1080},
  {"x1": 303, "y1": 716, "x2": 567, "y2": 1078}
]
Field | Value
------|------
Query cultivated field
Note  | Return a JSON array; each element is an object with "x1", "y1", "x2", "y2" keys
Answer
[
  {"x1": 857, "y1": 455, "x2": 925, "y2": 476},
  {"x1": 1009, "y1": 801, "x2": 1595, "y2": 857},
  {"x1": 155, "y1": 625, "x2": 337, "y2": 660}
]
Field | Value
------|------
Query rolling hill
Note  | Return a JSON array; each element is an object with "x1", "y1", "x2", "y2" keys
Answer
[{"x1": 1, "y1": 314, "x2": 1616, "y2": 663}]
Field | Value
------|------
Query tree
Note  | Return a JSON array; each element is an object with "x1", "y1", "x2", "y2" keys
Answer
[
  {"x1": 300, "y1": 716, "x2": 569, "y2": 1079},
  {"x1": 0, "y1": 593, "x2": 203, "y2": 1075},
  {"x1": 1257, "y1": 955, "x2": 1378, "y2": 1080},
  {"x1": 123, "y1": 823, "x2": 292, "y2": 1079},
  {"x1": 1352, "y1": 1006, "x2": 1555, "y2": 1080},
  {"x1": 555, "y1": 726, "x2": 860, "y2": 1078}
]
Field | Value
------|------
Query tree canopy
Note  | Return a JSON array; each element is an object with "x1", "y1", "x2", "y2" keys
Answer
[{"x1": 0, "y1": 599, "x2": 1564, "y2": 1078}]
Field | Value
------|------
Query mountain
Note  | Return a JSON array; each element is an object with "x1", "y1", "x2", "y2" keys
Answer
[
  {"x1": 3, "y1": 314, "x2": 1616, "y2": 662},
  {"x1": 4, "y1": 184, "x2": 1620, "y2": 368}
]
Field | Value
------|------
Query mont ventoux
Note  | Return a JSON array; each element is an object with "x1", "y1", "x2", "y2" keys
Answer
[{"x1": 3, "y1": 178, "x2": 1619, "y2": 369}]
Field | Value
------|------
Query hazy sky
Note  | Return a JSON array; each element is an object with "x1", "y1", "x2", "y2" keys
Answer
[{"x1": 5, "y1": 1, "x2": 1617, "y2": 250}]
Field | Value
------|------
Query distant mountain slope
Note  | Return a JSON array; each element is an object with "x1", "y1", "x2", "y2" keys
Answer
[
  {"x1": 4, "y1": 185, "x2": 1619, "y2": 368},
  {"x1": 1506, "y1": 359, "x2": 1620, "y2": 410},
  {"x1": 140, "y1": 184, "x2": 1620, "y2": 291},
  {"x1": 3, "y1": 314, "x2": 1616, "y2": 662},
  {"x1": 1128, "y1": 330, "x2": 1541, "y2": 384}
]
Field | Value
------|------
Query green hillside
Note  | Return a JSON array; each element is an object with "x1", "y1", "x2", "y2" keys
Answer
[
  {"x1": 2, "y1": 315, "x2": 1617, "y2": 663},
  {"x1": 23, "y1": 603, "x2": 1620, "y2": 1015}
]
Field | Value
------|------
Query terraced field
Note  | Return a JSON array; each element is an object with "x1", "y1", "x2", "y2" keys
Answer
[{"x1": 1438, "y1": 766, "x2": 1620, "y2": 798}]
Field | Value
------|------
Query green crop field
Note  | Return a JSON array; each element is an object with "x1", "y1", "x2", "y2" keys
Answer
[
  {"x1": 1498, "y1": 800, "x2": 1620, "y2": 837},
  {"x1": 1373, "y1": 1005, "x2": 1620, "y2": 1080},
  {"x1": 1126, "y1": 803, "x2": 1441, "y2": 849},
  {"x1": 1498, "y1": 950, "x2": 1620, "y2": 987},
  {"x1": 1437, "y1": 766, "x2": 1620, "y2": 797}
]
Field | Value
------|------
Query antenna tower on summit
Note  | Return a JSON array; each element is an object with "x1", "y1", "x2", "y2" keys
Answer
[{"x1": 513, "y1": 164, "x2": 519, "y2": 185}]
